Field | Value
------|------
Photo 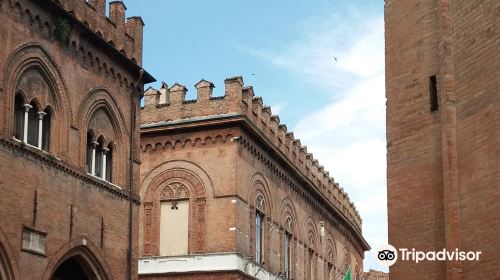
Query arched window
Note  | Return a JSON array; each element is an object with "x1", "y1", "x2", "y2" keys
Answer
[
  {"x1": 86, "y1": 133, "x2": 113, "y2": 183},
  {"x1": 142, "y1": 166, "x2": 209, "y2": 257},
  {"x1": 280, "y1": 200, "x2": 297, "y2": 279},
  {"x1": 255, "y1": 194, "x2": 265, "y2": 264},
  {"x1": 159, "y1": 182, "x2": 190, "y2": 256},
  {"x1": 326, "y1": 241, "x2": 335, "y2": 280},
  {"x1": 283, "y1": 215, "x2": 294, "y2": 279},
  {"x1": 327, "y1": 254, "x2": 334, "y2": 280},
  {"x1": 305, "y1": 228, "x2": 317, "y2": 280},
  {"x1": 13, "y1": 96, "x2": 51, "y2": 151}
]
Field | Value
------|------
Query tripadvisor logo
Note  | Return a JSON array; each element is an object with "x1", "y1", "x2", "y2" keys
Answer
[
  {"x1": 376, "y1": 244, "x2": 481, "y2": 266},
  {"x1": 376, "y1": 244, "x2": 398, "y2": 266}
]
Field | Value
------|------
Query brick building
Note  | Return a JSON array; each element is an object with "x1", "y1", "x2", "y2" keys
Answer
[
  {"x1": 361, "y1": 270, "x2": 389, "y2": 280},
  {"x1": 138, "y1": 77, "x2": 370, "y2": 279},
  {"x1": 0, "y1": 0, "x2": 153, "y2": 279},
  {"x1": 386, "y1": 0, "x2": 500, "y2": 279}
]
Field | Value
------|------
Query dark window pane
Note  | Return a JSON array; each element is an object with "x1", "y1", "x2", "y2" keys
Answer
[
  {"x1": 429, "y1": 75, "x2": 438, "y2": 112},
  {"x1": 86, "y1": 132, "x2": 94, "y2": 173},
  {"x1": 27, "y1": 104, "x2": 38, "y2": 146},
  {"x1": 255, "y1": 211, "x2": 263, "y2": 263},
  {"x1": 95, "y1": 144, "x2": 103, "y2": 178},
  {"x1": 284, "y1": 232, "x2": 291, "y2": 278},
  {"x1": 14, "y1": 95, "x2": 25, "y2": 140},
  {"x1": 42, "y1": 110, "x2": 51, "y2": 151},
  {"x1": 106, "y1": 145, "x2": 113, "y2": 182}
]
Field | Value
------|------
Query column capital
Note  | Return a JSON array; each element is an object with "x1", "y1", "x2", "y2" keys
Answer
[
  {"x1": 37, "y1": 111, "x2": 47, "y2": 118},
  {"x1": 102, "y1": 147, "x2": 110, "y2": 154},
  {"x1": 23, "y1": 103, "x2": 33, "y2": 111}
]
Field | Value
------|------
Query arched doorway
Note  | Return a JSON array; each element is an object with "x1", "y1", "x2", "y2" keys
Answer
[
  {"x1": 51, "y1": 256, "x2": 92, "y2": 280},
  {"x1": 49, "y1": 249, "x2": 108, "y2": 280}
]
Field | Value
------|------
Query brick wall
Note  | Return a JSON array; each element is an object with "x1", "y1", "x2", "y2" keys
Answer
[
  {"x1": 140, "y1": 271, "x2": 252, "y2": 280},
  {"x1": 0, "y1": 0, "x2": 148, "y2": 279},
  {"x1": 385, "y1": 0, "x2": 446, "y2": 278},
  {"x1": 386, "y1": 0, "x2": 500, "y2": 279}
]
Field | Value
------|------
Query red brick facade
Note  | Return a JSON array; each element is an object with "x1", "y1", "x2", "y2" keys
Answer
[
  {"x1": 139, "y1": 78, "x2": 369, "y2": 279},
  {"x1": 0, "y1": 0, "x2": 152, "y2": 279},
  {"x1": 386, "y1": 0, "x2": 500, "y2": 279},
  {"x1": 140, "y1": 271, "x2": 253, "y2": 280},
  {"x1": 361, "y1": 270, "x2": 389, "y2": 280}
]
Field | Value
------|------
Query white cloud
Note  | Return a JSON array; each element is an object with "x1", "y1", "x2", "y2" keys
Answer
[
  {"x1": 295, "y1": 17, "x2": 388, "y2": 272},
  {"x1": 247, "y1": 13, "x2": 388, "y2": 272},
  {"x1": 295, "y1": 70, "x2": 388, "y2": 272},
  {"x1": 269, "y1": 102, "x2": 288, "y2": 115},
  {"x1": 245, "y1": 16, "x2": 385, "y2": 94}
]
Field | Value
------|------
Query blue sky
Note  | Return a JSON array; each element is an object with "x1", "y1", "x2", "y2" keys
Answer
[{"x1": 125, "y1": 0, "x2": 387, "y2": 272}]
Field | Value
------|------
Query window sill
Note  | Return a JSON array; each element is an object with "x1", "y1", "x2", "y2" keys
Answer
[
  {"x1": 21, "y1": 248, "x2": 47, "y2": 257},
  {"x1": 87, "y1": 173, "x2": 123, "y2": 190},
  {"x1": 12, "y1": 137, "x2": 58, "y2": 160}
]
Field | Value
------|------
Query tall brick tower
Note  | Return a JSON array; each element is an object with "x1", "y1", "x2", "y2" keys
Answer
[
  {"x1": 386, "y1": 0, "x2": 500, "y2": 279},
  {"x1": 0, "y1": 0, "x2": 153, "y2": 279}
]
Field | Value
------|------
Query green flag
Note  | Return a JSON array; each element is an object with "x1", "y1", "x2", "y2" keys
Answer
[{"x1": 343, "y1": 267, "x2": 351, "y2": 280}]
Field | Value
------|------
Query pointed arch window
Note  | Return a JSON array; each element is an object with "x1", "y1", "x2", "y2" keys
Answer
[
  {"x1": 13, "y1": 95, "x2": 51, "y2": 151},
  {"x1": 86, "y1": 132, "x2": 114, "y2": 183},
  {"x1": 282, "y1": 214, "x2": 294, "y2": 279},
  {"x1": 280, "y1": 201, "x2": 297, "y2": 279},
  {"x1": 306, "y1": 230, "x2": 316, "y2": 280},
  {"x1": 255, "y1": 194, "x2": 265, "y2": 264}
]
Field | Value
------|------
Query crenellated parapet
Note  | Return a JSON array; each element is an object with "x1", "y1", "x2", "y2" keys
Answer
[
  {"x1": 142, "y1": 76, "x2": 244, "y2": 123},
  {"x1": 141, "y1": 76, "x2": 362, "y2": 231},
  {"x1": 49, "y1": 0, "x2": 144, "y2": 64}
]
